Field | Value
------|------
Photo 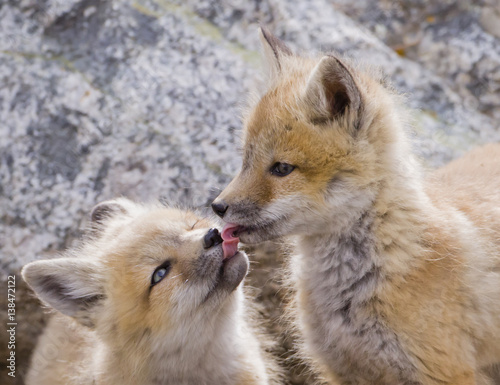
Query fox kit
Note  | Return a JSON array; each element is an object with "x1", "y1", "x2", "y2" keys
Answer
[
  {"x1": 22, "y1": 198, "x2": 277, "y2": 385},
  {"x1": 212, "y1": 28, "x2": 500, "y2": 385}
]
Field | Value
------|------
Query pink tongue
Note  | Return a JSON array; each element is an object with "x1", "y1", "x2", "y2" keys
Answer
[{"x1": 221, "y1": 223, "x2": 240, "y2": 259}]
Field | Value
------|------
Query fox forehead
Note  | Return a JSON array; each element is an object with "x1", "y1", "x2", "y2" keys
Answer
[{"x1": 243, "y1": 90, "x2": 355, "y2": 177}]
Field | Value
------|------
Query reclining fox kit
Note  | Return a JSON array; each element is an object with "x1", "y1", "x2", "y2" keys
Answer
[
  {"x1": 22, "y1": 198, "x2": 277, "y2": 385},
  {"x1": 213, "y1": 29, "x2": 500, "y2": 384}
]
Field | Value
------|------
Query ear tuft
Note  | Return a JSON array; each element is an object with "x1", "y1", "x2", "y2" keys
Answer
[
  {"x1": 303, "y1": 56, "x2": 362, "y2": 126},
  {"x1": 258, "y1": 26, "x2": 292, "y2": 82},
  {"x1": 259, "y1": 26, "x2": 292, "y2": 67},
  {"x1": 91, "y1": 200, "x2": 129, "y2": 224}
]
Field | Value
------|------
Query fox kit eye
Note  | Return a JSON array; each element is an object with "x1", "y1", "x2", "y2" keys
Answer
[
  {"x1": 151, "y1": 261, "x2": 171, "y2": 286},
  {"x1": 271, "y1": 162, "x2": 295, "y2": 177}
]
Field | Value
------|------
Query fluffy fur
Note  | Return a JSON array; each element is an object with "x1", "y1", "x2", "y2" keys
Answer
[
  {"x1": 23, "y1": 198, "x2": 279, "y2": 385},
  {"x1": 212, "y1": 28, "x2": 500, "y2": 384}
]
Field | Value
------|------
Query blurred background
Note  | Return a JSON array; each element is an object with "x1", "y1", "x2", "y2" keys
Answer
[{"x1": 1, "y1": 0, "x2": 499, "y2": 383}]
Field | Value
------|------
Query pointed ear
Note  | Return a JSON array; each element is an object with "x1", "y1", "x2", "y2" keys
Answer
[
  {"x1": 259, "y1": 26, "x2": 292, "y2": 82},
  {"x1": 303, "y1": 56, "x2": 362, "y2": 126},
  {"x1": 22, "y1": 258, "x2": 105, "y2": 328},
  {"x1": 90, "y1": 198, "x2": 132, "y2": 225}
]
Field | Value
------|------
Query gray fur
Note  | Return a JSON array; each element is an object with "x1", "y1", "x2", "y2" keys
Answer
[{"x1": 295, "y1": 211, "x2": 421, "y2": 384}]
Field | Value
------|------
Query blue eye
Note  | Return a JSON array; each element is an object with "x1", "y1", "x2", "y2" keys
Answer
[
  {"x1": 151, "y1": 262, "x2": 171, "y2": 286},
  {"x1": 153, "y1": 268, "x2": 167, "y2": 283}
]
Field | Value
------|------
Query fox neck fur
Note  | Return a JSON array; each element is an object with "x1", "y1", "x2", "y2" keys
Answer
[
  {"x1": 96, "y1": 292, "x2": 253, "y2": 385},
  {"x1": 294, "y1": 165, "x2": 429, "y2": 384}
]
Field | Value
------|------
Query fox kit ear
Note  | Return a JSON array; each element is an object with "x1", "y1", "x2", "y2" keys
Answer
[
  {"x1": 303, "y1": 56, "x2": 362, "y2": 126},
  {"x1": 259, "y1": 26, "x2": 292, "y2": 82},
  {"x1": 91, "y1": 198, "x2": 131, "y2": 224},
  {"x1": 22, "y1": 258, "x2": 105, "y2": 328}
]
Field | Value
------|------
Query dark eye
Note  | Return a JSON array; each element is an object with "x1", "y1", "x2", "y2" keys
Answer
[
  {"x1": 270, "y1": 162, "x2": 295, "y2": 177},
  {"x1": 151, "y1": 261, "x2": 171, "y2": 286}
]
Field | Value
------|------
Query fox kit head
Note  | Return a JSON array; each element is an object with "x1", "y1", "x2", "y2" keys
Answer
[
  {"x1": 22, "y1": 198, "x2": 248, "y2": 344},
  {"x1": 213, "y1": 28, "x2": 409, "y2": 243}
]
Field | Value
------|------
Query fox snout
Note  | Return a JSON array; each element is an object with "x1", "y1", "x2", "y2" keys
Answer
[
  {"x1": 196, "y1": 228, "x2": 224, "y2": 278},
  {"x1": 212, "y1": 195, "x2": 263, "y2": 226},
  {"x1": 203, "y1": 228, "x2": 223, "y2": 248},
  {"x1": 211, "y1": 201, "x2": 228, "y2": 219}
]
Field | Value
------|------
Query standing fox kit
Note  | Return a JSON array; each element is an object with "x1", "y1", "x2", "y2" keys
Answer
[
  {"x1": 213, "y1": 28, "x2": 500, "y2": 384},
  {"x1": 23, "y1": 198, "x2": 276, "y2": 385}
]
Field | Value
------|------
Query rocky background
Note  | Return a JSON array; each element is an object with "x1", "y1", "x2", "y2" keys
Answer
[{"x1": 1, "y1": 0, "x2": 499, "y2": 383}]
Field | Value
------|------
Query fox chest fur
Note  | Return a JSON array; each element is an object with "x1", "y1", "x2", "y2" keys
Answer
[{"x1": 294, "y1": 214, "x2": 421, "y2": 385}]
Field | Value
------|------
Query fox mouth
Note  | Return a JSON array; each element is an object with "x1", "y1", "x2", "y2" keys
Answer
[
  {"x1": 221, "y1": 225, "x2": 240, "y2": 259},
  {"x1": 222, "y1": 223, "x2": 249, "y2": 240},
  {"x1": 222, "y1": 221, "x2": 281, "y2": 244},
  {"x1": 201, "y1": 246, "x2": 248, "y2": 305},
  {"x1": 200, "y1": 229, "x2": 248, "y2": 297}
]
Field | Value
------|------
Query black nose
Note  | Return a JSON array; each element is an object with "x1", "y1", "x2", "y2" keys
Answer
[
  {"x1": 211, "y1": 201, "x2": 228, "y2": 218},
  {"x1": 203, "y1": 228, "x2": 223, "y2": 249}
]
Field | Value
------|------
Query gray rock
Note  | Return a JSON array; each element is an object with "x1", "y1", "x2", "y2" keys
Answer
[{"x1": 1, "y1": 0, "x2": 499, "y2": 383}]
